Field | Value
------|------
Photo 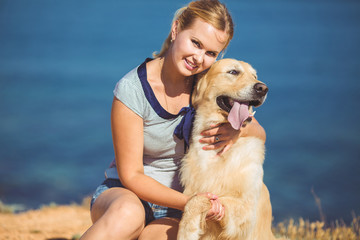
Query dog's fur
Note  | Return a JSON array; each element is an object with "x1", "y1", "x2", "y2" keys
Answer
[{"x1": 177, "y1": 59, "x2": 280, "y2": 240}]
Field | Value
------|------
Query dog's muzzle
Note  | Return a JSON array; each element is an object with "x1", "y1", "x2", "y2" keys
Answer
[{"x1": 216, "y1": 82, "x2": 268, "y2": 130}]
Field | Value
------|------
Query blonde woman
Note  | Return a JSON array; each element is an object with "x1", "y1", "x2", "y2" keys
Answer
[{"x1": 80, "y1": 0, "x2": 265, "y2": 239}]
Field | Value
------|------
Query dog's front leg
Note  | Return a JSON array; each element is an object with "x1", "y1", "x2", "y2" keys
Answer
[
  {"x1": 177, "y1": 195, "x2": 211, "y2": 240},
  {"x1": 218, "y1": 196, "x2": 259, "y2": 240}
]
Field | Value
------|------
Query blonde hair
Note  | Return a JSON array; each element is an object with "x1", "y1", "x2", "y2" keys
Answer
[{"x1": 153, "y1": 0, "x2": 234, "y2": 58}]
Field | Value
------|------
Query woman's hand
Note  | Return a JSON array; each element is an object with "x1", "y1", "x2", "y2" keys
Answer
[
  {"x1": 200, "y1": 117, "x2": 266, "y2": 155},
  {"x1": 199, "y1": 122, "x2": 239, "y2": 154},
  {"x1": 197, "y1": 193, "x2": 225, "y2": 221}
]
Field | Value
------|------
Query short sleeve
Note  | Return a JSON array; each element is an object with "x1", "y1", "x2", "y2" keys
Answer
[{"x1": 113, "y1": 68, "x2": 145, "y2": 118}]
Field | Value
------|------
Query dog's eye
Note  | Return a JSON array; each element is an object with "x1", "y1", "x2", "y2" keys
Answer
[{"x1": 227, "y1": 70, "x2": 240, "y2": 75}]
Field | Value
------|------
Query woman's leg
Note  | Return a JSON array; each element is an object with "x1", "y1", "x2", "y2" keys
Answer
[
  {"x1": 80, "y1": 187, "x2": 146, "y2": 240},
  {"x1": 138, "y1": 217, "x2": 180, "y2": 240}
]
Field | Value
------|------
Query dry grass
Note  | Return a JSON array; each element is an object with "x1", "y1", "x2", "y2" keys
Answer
[
  {"x1": 1, "y1": 197, "x2": 359, "y2": 239},
  {"x1": 272, "y1": 214, "x2": 360, "y2": 240},
  {"x1": 271, "y1": 187, "x2": 359, "y2": 239},
  {"x1": 0, "y1": 197, "x2": 92, "y2": 239}
]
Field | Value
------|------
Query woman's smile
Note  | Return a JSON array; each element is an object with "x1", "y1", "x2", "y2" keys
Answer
[{"x1": 184, "y1": 58, "x2": 198, "y2": 71}]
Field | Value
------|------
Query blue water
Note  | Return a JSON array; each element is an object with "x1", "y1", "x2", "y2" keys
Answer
[{"x1": 0, "y1": 0, "x2": 359, "y2": 224}]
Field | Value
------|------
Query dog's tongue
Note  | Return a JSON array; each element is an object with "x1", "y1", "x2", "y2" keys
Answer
[{"x1": 228, "y1": 101, "x2": 250, "y2": 130}]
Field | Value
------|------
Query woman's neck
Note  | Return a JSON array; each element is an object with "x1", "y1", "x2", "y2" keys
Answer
[
  {"x1": 146, "y1": 56, "x2": 193, "y2": 114},
  {"x1": 159, "y1": 56, "x2": 192, "y2": 96}
]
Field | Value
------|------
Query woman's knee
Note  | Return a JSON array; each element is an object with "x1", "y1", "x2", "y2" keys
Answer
[
  {"x1": 91, "y1": 188, "x2": 146, "y2": 236},
  {"x1": 107, "y1": 196, "x2": 145, "y2": 222}
]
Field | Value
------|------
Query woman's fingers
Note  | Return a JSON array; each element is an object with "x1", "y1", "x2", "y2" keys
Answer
[
  {"x1": 206, "y1": 200, "x2": 217, "y2": 220},
  {"x1": 200, "y1": 134, "x2": 234, "y2": 152},
  {"x1": 200, "y1": 123, "x2": 224, "y2": 138},
  {"x1": 215, "y1": 202, "x2": 225, "y2": 221},
  {"x1": 203, "y1": 141, "x2": 227, "y2": 151},
  {"x1": 197, "y1": 192, "x2": 218, "y2": 200},
  {"x1": 206, "y1": 199, "x2": 225, "y2": 221},
  {"x1": 200, "y1": 123, "x2": 239, "y2": 146},
  {"x1": 196, "y1": 192, "x2": 225, "y2": 221},
  {"x1": 200, "y1": 135, "x2": 223, "y2": 144}
]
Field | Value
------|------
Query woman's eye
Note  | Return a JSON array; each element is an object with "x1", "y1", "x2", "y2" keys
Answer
[
  {"x1": 227, "y1": 70, "x2": 240, "y2": 75},
  {"x1": 206, "y1": 51, "x2": 216, "y2": 57},
  {"x1": 192, "y1": 40, "x2": 200, "y2": 48}
]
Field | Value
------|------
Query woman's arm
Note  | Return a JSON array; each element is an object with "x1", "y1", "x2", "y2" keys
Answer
[
  {"x1": 111, "y1": 97, "x2": 189, "y2": 210},
  {"x1": 112, "y1": 97, "x2": 226, "y2": 219},
  {"x1": 200, "y1": 117, "x2": 266, "y2": 154}
]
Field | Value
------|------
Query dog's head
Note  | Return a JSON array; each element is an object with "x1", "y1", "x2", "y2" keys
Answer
[{"x1": 192, "y1": 58, "x2": 268, "y2": 130}]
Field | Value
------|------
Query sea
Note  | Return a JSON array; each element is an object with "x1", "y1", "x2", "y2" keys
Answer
[{"x1": 0, "y1": 0, "x2": 359, "y2": 224}]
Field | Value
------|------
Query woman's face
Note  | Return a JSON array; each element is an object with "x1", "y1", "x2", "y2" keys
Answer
[{"x1": 170, "y1": 18, "x2": 228, "y2": 77}]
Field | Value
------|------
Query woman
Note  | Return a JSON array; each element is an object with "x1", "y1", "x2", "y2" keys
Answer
[{"x1": 80, "y1": 0, "x2": 265, "y2": 239}]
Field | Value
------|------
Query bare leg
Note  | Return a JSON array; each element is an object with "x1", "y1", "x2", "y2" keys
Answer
[
  {"x1": 139, "y1": 217, "x2": 180, "y2": 240},
  {"x1": 80, "y1": 187, "x2": 146, "y2": 240}
]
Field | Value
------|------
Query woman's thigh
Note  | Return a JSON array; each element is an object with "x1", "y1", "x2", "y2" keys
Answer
[{"x1": 138, "y1": 217, "x2": 180, "y2": 240}]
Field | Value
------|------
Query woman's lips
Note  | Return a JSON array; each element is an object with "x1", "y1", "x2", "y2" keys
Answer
[{"x1": 184, "y1": 58, "x2": 198, "y2": 71}]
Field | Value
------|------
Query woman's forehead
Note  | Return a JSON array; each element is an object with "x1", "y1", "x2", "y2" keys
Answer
[{"x1": 183, "y1": 18, "x2": 228, "y2": 51}]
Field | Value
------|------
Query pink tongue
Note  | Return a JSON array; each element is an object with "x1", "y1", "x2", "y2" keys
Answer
[{"x1": 228, "y1": 101, "x2": 250, "y2": 130}]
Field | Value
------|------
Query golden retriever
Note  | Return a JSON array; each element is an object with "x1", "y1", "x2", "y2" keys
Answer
[{"x1": 178, "y1": 59, "x2": 282, "y2": 240}]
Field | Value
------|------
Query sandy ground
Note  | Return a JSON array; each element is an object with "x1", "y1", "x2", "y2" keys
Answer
[{"x1": 0, "y1": 204, "x2": 92, "y2": 240}]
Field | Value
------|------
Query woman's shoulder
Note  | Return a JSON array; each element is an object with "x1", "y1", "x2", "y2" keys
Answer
[
  {"x1": 117, "y1": 58, "x2": 152, "y2": 86},
  {"x1": 119, "y1": 65, "x2": 141, "y2": 85},
  {"x1": 113, "y1": 62, "x2": 148, "y2": 118}
]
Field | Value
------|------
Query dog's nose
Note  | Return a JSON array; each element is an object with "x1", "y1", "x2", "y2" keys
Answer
[{"x1": 254, "y1": 83, "x2": 268, "y2": 97}]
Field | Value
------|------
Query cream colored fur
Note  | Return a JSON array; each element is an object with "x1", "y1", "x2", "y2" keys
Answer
[{"x1": 178, "y1": 59, "x2": 283, "y2": 240}]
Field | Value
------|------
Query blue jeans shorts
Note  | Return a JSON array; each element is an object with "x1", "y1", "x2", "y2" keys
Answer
[{"x1": 90, "y1": 178, "x2": 183, "y2": 225}]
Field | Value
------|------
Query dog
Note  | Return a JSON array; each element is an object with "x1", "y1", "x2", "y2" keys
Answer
[{"x1": 177, "y1": 59, "x2": 281, "y2": 240}]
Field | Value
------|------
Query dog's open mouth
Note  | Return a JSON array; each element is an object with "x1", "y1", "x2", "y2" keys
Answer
[
  {"x1": 216, "y1": 96, "x2": 261, "y2": 112},
  {"x1": 216, "y1": 96, "x2": 260, "y2": 130}
]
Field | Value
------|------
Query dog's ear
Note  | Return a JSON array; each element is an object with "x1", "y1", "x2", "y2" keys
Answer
[{"x1": 191, "y1": 70, "x2": 208, "y2": 108}]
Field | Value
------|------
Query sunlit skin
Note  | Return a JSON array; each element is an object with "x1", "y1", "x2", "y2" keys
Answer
[{"x1": 80, "y1": 17, "x2": 266, "y2": 240}]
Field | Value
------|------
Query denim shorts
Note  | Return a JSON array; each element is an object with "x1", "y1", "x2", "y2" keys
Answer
[{"x1": 90, "y1": 178, "x2": 183, "y2": 225}]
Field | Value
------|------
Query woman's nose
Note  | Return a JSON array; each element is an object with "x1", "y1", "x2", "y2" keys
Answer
[{"x1": 193, "y1": 50, "x2": 205, "y2": 64}]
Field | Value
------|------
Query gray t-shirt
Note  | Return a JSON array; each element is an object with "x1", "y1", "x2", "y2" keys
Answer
[{"x1": 105, "y1": 59, "x2": 186, "y2": 192}]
